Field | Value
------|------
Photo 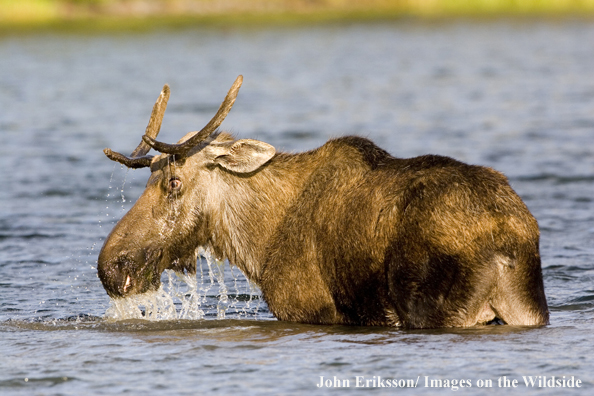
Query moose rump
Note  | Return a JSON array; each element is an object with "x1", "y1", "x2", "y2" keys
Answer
[{"x1": 98, "y1": 76, "x2": 549, "y2": 329}]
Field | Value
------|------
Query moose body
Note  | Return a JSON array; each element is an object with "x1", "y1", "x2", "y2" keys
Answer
[{"x1": 98, "y1": 76, "x2": 549, "y2": 328}]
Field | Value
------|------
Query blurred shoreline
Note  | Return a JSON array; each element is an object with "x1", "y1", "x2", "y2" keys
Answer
[{"x1": 1, "y1": 0, "x2": 594, "y2": 34}]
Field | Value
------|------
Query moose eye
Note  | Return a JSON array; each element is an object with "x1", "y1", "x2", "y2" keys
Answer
[{"x1": 168, "y1": 177, "x2": 182, "y2": 192}]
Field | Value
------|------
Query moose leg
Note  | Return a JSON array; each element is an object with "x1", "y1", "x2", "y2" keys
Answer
[
  {"x1": 489, "y1": 253, "x2": 549, "y2": 326},
  {"x1": 259, "y1": 254, "x2": 343, "y2": 325},
  {"x1": 385, "y1": 243, "x2": 500, "y2": 329}
]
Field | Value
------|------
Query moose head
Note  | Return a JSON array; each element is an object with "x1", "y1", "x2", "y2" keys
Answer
[{"x1": 98, "y1": 76, "x2": 275, "y2": 297}]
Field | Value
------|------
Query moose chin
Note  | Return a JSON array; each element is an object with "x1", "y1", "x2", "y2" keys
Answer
[{"x1": 98, "y1": 75, "x2": 549, "y2": 329}]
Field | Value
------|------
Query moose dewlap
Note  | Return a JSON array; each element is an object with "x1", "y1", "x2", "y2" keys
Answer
[{"x1": 98, "y1": 76, "x2": 549, "y2": 329}]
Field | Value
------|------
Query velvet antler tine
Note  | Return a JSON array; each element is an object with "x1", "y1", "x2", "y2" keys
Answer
[
  {"x1": 142, "y1": 75, "x2": 243, "y2": 156},
  {"x1": 187, "y1": 75, "x2": 243, "y2": 143},
  {"x1": 103, "y1": 148, "x2": 153, "y2": 169},
  {"x1": 141, "y1": 135, "x2": 184, "y2": 155},
  {"x1": 130, "y1": 84, "x2": 170, "y2": 158},
  {"x1": 103, "y1": 85, "x2": 169, "y2": 169}
]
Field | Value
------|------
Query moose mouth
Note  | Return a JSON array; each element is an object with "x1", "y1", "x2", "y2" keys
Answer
[{"x1": 98, "y1": 247, "x2": 163, "y2": 298}]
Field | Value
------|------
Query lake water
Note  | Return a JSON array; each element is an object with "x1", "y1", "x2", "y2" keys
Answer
[{"x1": 1, "y1": 19, "x2": 593, "y2": 395}]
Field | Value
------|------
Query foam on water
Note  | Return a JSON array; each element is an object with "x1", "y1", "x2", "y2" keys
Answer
[{"x1": 103, "y1": 247, "x2": 262, "y2": 321}]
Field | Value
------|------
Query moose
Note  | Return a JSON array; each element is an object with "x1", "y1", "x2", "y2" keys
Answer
[{"x1": 98, "y1": 76, "x2": 549, "y2": 328}]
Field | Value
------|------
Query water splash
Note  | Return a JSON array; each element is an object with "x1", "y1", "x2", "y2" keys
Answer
[
  {"x1": 204, "y1": 251, "x2": 229, "y2": 319},
  {"x1": 119, "y1": 165, "x2": 129, "y2": 205},
  {"x1": 104, "y1": 284, "x2": 177, "y2": 321},
  {"x1": 103, "y1": 247, "x2": 262, "y2": 321}
]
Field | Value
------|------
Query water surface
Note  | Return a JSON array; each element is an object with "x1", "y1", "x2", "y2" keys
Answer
[{"x1": 1, "y1": 19, "x2": 593, "y2": 395}]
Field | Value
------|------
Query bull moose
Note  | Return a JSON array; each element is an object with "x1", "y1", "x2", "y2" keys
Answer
[{"x1": 98, "y1": 76, "x2": 549, "y2": 328}]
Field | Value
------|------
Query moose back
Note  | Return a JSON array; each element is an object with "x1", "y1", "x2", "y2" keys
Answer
[{"x1": 98, "y1": 76, "x2": 549, "y2": 328}]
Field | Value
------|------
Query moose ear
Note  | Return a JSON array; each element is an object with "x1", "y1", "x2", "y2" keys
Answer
[{"x1": 214, "y1": 139, "x2": 276, "y2": 173}]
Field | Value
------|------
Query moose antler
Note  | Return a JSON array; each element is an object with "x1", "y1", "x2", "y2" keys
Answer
[
  {"x1": 103, "y1": 84, "x2": 171, "y2": 168},
  {"x1": 142, "y1": 75, "x2": 243, "y2": 157}
]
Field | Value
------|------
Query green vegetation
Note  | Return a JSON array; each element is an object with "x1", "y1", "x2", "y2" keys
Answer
[{"x1": 1, "y1": 0, "x2": 594, "y2": 33}]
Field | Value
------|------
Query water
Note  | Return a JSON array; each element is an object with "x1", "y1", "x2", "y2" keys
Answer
[{"x1": 1, "y1": 19, "x2": 593, "y2": 395}]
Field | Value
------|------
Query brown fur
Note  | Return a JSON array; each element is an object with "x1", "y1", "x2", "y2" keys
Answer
[{"x1": 98, "y1": 132, "x2": 549, "y2": 328}]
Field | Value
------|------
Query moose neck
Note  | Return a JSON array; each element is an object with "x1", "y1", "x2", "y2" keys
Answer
[{"x1": 205, "y1": 151, "x2": 315, "y2": 283}]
